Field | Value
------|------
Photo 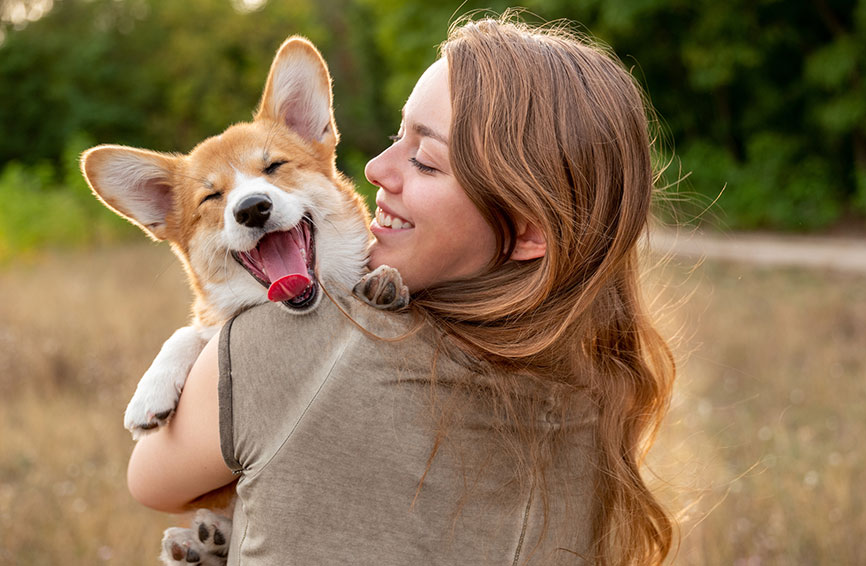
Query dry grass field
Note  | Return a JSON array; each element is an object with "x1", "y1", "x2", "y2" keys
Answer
[
  {"x1": 0, "y1": 244, "x2": 185, "y2": 565},
  {"x1": 1, "y1": 242, "x2": 864, "y2": 564},
  {"x1": 647, "y1": 257, "x2": 866, "y2": 564}
]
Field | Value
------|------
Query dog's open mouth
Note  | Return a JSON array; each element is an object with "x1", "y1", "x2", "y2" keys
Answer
[{"x1": 231, "y1": 217, "x2": 318, "y2": 309}]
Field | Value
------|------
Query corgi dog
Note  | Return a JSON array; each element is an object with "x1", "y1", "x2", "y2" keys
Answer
[
  {"x1": 81, "y1": 37, "x2": 406, "y2": 438},
  {"x1": 81, "y1": 36, "x2": 408, "y2": 565}
]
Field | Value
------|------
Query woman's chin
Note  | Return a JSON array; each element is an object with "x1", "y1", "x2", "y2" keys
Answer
[{"x1": 368, "y1": 247, "x2": 397, "y2": 274}]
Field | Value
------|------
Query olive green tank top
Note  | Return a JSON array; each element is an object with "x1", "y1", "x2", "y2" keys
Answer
[{"x1": 218, "y1": 293, "x2": 598, "y2": 565}]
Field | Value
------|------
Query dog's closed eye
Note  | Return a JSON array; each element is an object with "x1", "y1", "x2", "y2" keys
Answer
[
  {"x1": 264, "y1": 160, "x2": 288, "y2": 175},
  {"x1": 199, "y1": 192, "x2": 223, "y2": 206}
]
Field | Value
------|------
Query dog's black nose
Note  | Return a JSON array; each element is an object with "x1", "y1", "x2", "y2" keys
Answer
[{"x1": 234, "y1": 194, "x2": 272, "y2": 228}]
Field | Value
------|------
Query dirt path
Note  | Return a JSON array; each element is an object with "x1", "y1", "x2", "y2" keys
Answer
[{"x1": 650, "y1": 229, "x2": 866, "y2": 274}]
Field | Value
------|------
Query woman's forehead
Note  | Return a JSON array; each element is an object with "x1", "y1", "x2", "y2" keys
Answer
[{"x1": 402, "y1": 58, "x2": 451, "y2": 142}]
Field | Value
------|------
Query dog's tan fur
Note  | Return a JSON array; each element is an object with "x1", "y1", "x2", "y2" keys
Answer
[{"x1": 82, "y1": 38, "x2": 369, "y2": 328}]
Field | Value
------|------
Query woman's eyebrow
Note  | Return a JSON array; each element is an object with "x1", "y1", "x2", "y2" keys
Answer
[
  {"x1": 399, "y1": 107, "x2": 449, "y2": 144},
  {"x1": 411, "y1": 121, "x2": 449, "y2": 145}
]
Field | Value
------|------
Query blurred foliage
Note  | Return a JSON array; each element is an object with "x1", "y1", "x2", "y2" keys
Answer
[
  {"x1": 0, "y1": 0, "x2": 864, "y2": 258},
  {"x1": 0, "y1": 133, "x2": 136, "y2": 261}
]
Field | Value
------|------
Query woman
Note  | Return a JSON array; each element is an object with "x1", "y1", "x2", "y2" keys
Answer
[{"x1": 128, "y1": 16, "x2": 675, "y2": 566}]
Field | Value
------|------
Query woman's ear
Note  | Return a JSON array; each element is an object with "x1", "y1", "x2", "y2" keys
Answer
[{"x1": 510, "y1": 219, "x2": 547, "y2": 261}]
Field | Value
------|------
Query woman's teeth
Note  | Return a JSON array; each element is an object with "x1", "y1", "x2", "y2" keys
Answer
[{"x1": 376, "y1": 208, "x2": 414, "y2": 230}]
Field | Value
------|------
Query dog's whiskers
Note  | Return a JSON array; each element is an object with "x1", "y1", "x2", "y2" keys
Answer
[
  {"x1": 221, "y1": 248, "x2": 232, "y2": 279},
  {"x1": 220, "y1": 248, "x2": 246, "y2": 302}
]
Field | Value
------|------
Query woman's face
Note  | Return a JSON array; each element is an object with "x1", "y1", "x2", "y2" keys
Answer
[{"x1": 365, "y1": 59, "x2": 497, "y2": 292}]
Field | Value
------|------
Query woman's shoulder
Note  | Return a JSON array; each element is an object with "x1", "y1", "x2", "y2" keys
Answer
[
  {"x1": 224, "y1": 291, "x2": 417, "y2": 354},
  {"x1": 222, "y1": 292, "x2": 542, "y2": 390}
]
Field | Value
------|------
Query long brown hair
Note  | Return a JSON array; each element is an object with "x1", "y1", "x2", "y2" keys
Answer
[{"x1": 411, "y1": 14, "x2": 676, "y2": 565}]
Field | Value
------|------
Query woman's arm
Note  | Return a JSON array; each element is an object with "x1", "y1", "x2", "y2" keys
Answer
[{"x1": 127, "y1": 330, "x2": 236, "y2": 513}]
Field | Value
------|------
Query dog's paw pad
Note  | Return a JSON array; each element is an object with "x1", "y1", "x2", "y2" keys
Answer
[
  {"x1": 127, "y1": 408, "x2": 175, "y2": 439},
  {"x1": 196, "y1": 519, "x2": 227, "y2": 550},
  {"x1": 172, "y1": 543, "x2": 200, "y2": 563},
  {"x1": 161, "y1": 528, "x2": 206, "y2": 566},
  {"x1": 193, "y1": 509, "x2": 232, "y2": 556},
  {"x1": 353, "y1": 265, "x2": 409, "y2": 311}
]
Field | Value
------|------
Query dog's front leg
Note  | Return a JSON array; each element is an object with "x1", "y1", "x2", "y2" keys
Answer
[{"x1": 124, "y1": 325, "x2": 214, "y2": 439}]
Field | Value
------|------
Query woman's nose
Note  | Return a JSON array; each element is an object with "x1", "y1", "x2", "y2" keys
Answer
[{"x1": 365, "y1": 146, "x2": 400, "y2": 194}]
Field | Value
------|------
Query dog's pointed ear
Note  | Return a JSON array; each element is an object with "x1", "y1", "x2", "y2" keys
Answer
[
  {"x1": 256, "y1": 36, "x2": 337, "y2": 147},
  {"x1": 80, "y1": 145, "x2": 178, "y2": 241}
]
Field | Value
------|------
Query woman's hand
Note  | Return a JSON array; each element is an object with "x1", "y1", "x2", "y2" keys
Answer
[{"x1": 127, "y1": 332, "x2": 235, "y2": 514}]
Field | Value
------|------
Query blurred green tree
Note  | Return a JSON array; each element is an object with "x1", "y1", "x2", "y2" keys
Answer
[
  {"x1": 0, "y1": 0, "x2": 864, "y2": 237},
  {"x1": 527, "y1": 0, "x2": 866, "y2": 229}
]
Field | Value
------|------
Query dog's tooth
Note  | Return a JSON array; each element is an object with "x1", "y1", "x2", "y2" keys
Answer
[{"x1": 392, "y1": 218, "x2": 403, "y2": 230}]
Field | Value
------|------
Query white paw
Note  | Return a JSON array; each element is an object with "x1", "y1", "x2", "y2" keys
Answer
[
  {"x1": 124, "y1": 325, "x2": 210, "y2": 440},
  {"x1": 123, "y1": 367, "x2": 182, "y2": 440},
  {"x1": 160, "y1": 510, "x2": 232, "y2": 566}
]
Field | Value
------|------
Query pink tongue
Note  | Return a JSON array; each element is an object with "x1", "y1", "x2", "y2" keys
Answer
[{"x1": 257, "y1": 231, "x2": 311, "y2": 302}]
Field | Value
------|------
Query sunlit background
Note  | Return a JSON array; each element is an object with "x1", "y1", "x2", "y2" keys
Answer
[{"x1": 1, "y1": 0, "x2": 864, "y2": 564}]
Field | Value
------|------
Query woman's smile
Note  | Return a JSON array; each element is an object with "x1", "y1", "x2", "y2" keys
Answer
[{"x1": 372, "y1": 205, "x2": 415, "y2": 231}]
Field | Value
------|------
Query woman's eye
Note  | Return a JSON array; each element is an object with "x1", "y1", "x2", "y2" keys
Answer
[
  {"x1": 199, "y1": 191, "x2": 223, "y2": 206},
  {"x1": 264, "y1": 160, "x2": 287, "y2": 175},
  {"x1": 409, "y1": 157, "x2": 437, "y2": 174},
  {"x1": 388, "y1": 134, "x2": 402, "y2": 144}
]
